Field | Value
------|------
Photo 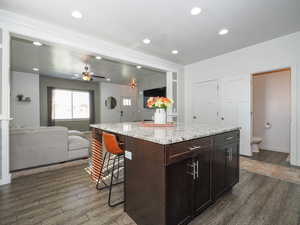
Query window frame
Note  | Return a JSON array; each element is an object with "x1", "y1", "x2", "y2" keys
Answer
[{"x1": 52, "y1": 88, "x2": 91, "y2": 121}]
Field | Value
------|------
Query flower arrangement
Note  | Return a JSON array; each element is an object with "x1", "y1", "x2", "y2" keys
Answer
[{"x1": 147, "y1": 97, "x2": 174, "y2": 109}]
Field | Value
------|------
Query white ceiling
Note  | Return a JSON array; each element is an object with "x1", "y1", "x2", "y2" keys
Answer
[
  {"x1": 2, "y1": 0, "x2": 300, "y2": 64},
  {"x1": 11, "y1": 37, "x2": 165, "y2": 84}
]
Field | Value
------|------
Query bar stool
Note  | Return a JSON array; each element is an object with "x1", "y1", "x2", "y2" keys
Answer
[{"x1": 96, "y1": 132, "x2": 125, "y2": 207}]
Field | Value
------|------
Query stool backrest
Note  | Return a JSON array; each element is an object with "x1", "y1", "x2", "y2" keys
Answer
[{"x1": 103, "y1": 132, "x2": 124, "y2": 155}]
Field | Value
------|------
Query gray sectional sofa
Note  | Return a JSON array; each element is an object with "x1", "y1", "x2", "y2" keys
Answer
[{"x1": 10, "y1": 126, "x2": 90, "y2": 171}]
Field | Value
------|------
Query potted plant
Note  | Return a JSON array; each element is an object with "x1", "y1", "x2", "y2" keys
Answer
[{"x1": 147, "y1": 97, "x2": 174, "y2": 124}]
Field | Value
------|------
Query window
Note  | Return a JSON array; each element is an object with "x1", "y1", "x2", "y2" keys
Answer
[
  {"x1": 52, "y1": 89, "x2": 90, "y2": 120},
  {"x1": 122, "y1": 98, "x2": 132, "y2": 106}
]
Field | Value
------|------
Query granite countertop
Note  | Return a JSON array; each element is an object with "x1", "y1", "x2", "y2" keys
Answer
[{"x1": 90, "y1": 122, "x2": 240, "y2": 145}]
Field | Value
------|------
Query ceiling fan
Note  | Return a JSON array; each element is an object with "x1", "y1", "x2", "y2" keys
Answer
[{"x1": 81, "y1": 64, "x2": 106, "y2": 81}]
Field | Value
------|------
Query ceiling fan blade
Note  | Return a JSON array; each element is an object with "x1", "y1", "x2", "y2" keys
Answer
[{"x1": 92, "y1": 75, "x2": 106, "y2": 79}]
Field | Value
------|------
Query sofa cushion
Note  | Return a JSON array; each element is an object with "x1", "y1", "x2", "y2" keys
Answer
[
  {"x1": 10, "y1": 126, "x2": 68, "y2": 135},
  {"x1": 68, "y1": 135, "x2": 90, "y2": 151}
]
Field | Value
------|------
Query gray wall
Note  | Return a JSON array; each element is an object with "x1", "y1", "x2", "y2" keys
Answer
[
  {"x1": 137, "y1": 73, "x2": 166, "y2": 121},
  {"x1": 40, "y1": 75, "x2": 100, "y2": 131}
]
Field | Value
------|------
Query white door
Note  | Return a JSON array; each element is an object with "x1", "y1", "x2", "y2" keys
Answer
[
  {"x1": 252, "y1": 70, "x2": 291, "y2": 153},
  {"x1": 192, "y1": 80, "x2": 219, "y2": 126},
  {"x1": 220, "y1": 75, "x2": 251, "y2": 156}
]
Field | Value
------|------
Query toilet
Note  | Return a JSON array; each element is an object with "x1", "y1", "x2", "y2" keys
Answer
[{"x1": 251, "y1": 137, "x2": 263, "y2": 153}]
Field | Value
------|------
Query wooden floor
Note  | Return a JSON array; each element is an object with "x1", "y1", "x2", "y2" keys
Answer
[
  {"x1": 1, "y1": 164, "x2": 300, "y2": 225},
  {"x1": 252, "y1": 149, "x2": 290, "y2": 167}
]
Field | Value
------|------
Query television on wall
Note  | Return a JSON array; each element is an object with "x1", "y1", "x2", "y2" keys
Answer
[{"x1": 143, "y1": 87, "x2": 166, "y2": 108}]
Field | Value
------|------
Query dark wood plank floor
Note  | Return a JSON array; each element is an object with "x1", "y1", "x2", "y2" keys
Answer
[
  {"x1": 1, "y1": 164, "x2": 300, "y2": 225},
  {"x1": 252, "y1": 149, "x2": 290, "y2": 167}
]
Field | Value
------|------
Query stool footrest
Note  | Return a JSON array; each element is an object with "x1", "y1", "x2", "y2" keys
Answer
[{"x1": 96, "y1": 152, "x2": 125, "y2": 207}]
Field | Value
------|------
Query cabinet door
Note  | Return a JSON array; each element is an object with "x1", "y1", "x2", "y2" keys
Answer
[
  {"x1": 213, "y1": 144, "x2": 227, "y2": 199},
  {"x1": 166, "y1": 158, "x2": 194, "y2": 225},
  {"x1": 225, "y1": 143, "x2": 239, "y2": 188},
  {"x1": 194, "y1": 148, "x2": 213, "y2": 214}
]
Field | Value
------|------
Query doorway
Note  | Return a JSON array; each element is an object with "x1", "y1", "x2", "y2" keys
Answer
[{"x1": 251, "y1": 68, "x2": 291, "y2": 166}]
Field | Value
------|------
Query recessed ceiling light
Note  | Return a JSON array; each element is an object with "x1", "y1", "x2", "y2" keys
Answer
[
  {"x1": 95, "y1": 56, "x2": 102, "y2": 60},
  {"x1": 32, "y1": 68, "x2": 39, "y2": 72},
  {"x1": 190, "y1": 7, "x2": 202, "y2": 15},
  {"x1": 172, "y1": 50, "x2": 179, "y2": 55},
  {"x1": 136, "y1": 65, "x2": 142, "y2": 69},
  {"x1": 219, "y1": 28, "x2": 229, "y2": 35},
  {"x1": 72, "y1": 10, "x2": 82, "y2": 19},
  {"x1": 33, "y1": 41, "x2": 43, "y2": 46},
  {"x1": 106, "y1": 78, "x2": 111, "y2": 82},
  {"x1": 143, "y1": 38, "x2": 151, "y2": 44}
]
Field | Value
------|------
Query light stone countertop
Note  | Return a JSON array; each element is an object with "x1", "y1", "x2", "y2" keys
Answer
[{"x1": 90, "y1": 122, "x2": 240, "y2": 145}]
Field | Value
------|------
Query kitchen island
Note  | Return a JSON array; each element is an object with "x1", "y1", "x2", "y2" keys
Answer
[{"x1": 90, "y1": 122, "x2": 240, "y2": 225}]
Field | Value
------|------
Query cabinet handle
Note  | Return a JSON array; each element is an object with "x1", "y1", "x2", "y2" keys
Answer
[
  {"x1": 226, "y1": 148, "x2": 230, "y2": 161},
  {"x1": 225, "y1": 136, "x2": 234, "y2": 141},
  {"x1": 228, "y1": 148, "x2": 233, "y2": 161},
  {"x1": 189, "y1": 146, "x2": 202, "y2": 151},
  {"x1": 187, "y1": 162, "x2": 196, "y2": 180},
  {"x1": 196, "y1": 160, "x2": 199, "y2": 179}
]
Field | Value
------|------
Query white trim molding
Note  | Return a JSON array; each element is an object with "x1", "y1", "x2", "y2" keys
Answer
[{"x1": 1, "y1": 29, "x2": 11, "y2": 185}]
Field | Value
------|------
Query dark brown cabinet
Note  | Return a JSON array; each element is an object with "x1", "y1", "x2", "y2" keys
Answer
[
  {"x1": 166, "y1": 139, "x2": 213, "y2": 225},
  {"x1": 166, "y1": 158, "x2": 194, "y2": 225},
  {"x1": 193, "y1": 147, "x2": 213, "y2": 215},
  {"x1": 122, "y1": 130, "x2": 239, "y2": 225},
  {"x1": 213, "y1": 131, "x2": 240, "y2": 199}
]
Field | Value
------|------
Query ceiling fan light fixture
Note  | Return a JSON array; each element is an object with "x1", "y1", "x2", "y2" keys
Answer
[{"x1": 82, "y1": 73, "x2": 93, "y2": 81}]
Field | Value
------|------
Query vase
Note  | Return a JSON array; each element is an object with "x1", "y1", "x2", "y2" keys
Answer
[{"x1": 154, "y1": 108, "x2": 167, "y2": 124}]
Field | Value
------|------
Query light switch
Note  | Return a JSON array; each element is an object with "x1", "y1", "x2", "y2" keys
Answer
[{"x1": 125, "y1": 151, "x2": 132, "y2": 160}]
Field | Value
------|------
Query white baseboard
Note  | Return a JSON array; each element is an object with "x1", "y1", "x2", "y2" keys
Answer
[
  {"x1": 260, "y1": 146, "x2": 289, "y2": 153},
  {"x1": 0, "y1": 173, "x2": 11, "y2": 186},
  {"x1": 290, "y1": 157, "x2": 300, "y2": 167}
]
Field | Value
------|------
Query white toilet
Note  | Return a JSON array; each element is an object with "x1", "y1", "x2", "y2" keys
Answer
[{"x1": 251, "y1": 137, "x2": 263, "y2": 153}]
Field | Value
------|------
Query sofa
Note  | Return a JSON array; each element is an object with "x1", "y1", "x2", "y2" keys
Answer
[{"x1": 10, "y1": 126, "x2": 90, "y2": 171}]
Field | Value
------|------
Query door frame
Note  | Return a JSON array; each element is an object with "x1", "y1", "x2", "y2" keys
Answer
[{"x1": 250, "y1": 67, "x2": 296, "y2": 164}]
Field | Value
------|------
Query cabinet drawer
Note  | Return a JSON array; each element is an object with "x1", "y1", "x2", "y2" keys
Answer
[
  {"x1": 215, "y1": 130, "x2": 239, "y2": 146},
  {"x1": 166, "y1": 137, "x2": 212, "y2": 165}
]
